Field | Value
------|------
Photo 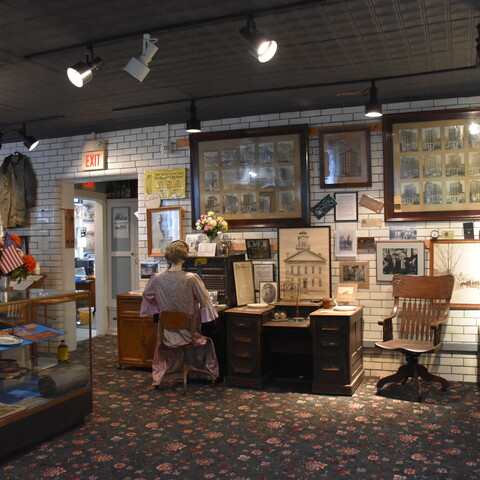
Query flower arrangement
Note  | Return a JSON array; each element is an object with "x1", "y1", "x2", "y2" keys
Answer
[
  {"x1": 0, "y1": 232, "x2": 37, "y2": 284},
  {"x1": 195, "y1": 212, "x2": 228, "y2": 242}
]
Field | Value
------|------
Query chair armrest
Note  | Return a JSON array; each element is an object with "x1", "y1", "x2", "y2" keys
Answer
[{"x1": 378, "y1": 315, "x2": 394, "y2": 341}]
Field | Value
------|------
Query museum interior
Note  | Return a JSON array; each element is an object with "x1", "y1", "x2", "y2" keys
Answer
[{"x1": 0, "y1": 1, "x2": 479, "y2": 478}]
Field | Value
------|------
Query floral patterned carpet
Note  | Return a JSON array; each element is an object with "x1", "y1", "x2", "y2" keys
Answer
[{"x1": 1, "y1": 334, "x2": 479, "y2": 480}]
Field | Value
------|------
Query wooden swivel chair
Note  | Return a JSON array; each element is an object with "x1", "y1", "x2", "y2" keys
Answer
[
  {"x1": 376, "y1": 274, "x2": 454, "y2": 401},
  {"x1": 159, "y1": 310, "x2": 216, "y2": 394}
]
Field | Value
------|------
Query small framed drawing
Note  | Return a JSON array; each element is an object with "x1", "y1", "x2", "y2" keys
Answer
[
  {"x1": 245, "y1": 238, "x2": 271, "y2": 259},
  {"x1": 334, "y1": 192, "x2": 358, "y2": 222},
  {"x1": 334, "y1": 229, "x2": 357, "y2": 257},
  {"x1": 339, "y1": 262, "x2": 369, "y2": 289},
  {"x1": 334, "y1": 282, "x2": 358, "y2": 303},
  {"x1": 376, "y1": 240, "x2": 425, "y2": 282},
  {"x1": 259, "y1": 281, "x2": 279, "y2": 304},
  {"x1": 197, "y1": 242, "x2": 217, "y2": 257},
  {"x1": 233, "y1": 261, "x2": 256, "y2": 306},
  {"x1": 147, "y1": 207, "x2": 183, "y2": 257},
  {"x1": 319, "y1": 126, "x2": 371, "y2": 188},
  {"x1": 252, "y1": 262, "x2": 275, "y2": 290}
]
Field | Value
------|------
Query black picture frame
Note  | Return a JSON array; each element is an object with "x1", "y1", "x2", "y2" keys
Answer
[
  {"x1": 311, "y1": 194, "x2": 337, "y2": 220},
  {"x1": 334, "y1": 192, "x2": 358, "y2": 222},
  {"x1": 245, "y1": 239, "x2": 271, "y2": 260},
  {"x1": 190, "y1": 124, "x2": 310, "y2": 228}
]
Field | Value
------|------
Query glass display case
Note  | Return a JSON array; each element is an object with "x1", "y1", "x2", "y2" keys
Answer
[{"x1": 0, "y1": 288, "x2": 93, "y2": 459}]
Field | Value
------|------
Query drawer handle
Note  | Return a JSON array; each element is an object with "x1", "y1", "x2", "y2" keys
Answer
[
  {"x1": 321, "y1": 341, "x2": 340, "y2": 347},
  {"x1": 322, "y1": 367, "x2": 340, "y2": 372},
  {"x1": 233, "y1": 336, "x2": 252, "y2": 343},
  {"x1": 233, "y1": 366, "x2": 253, "y2": 374},
  {"x1": 321, "y1": 327, "x2": 340, "y2": 331},
  {"x1": 234, "y1": 351, "x2": 252, "y2": 359},
  {"x1": 235, "y1": 321, "x2": 250, "y2": 327}
]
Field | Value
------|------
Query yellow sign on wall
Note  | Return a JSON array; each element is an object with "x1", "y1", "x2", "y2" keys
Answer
[{"x1": 144, "y1": 168, "x2": 186, "y2": 199}]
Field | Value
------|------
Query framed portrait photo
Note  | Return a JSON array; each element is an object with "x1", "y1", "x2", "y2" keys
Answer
[
  {"x1": 334, "y1": 229, "x2": 357, "y2": 257},
  {"x1": 319, "y1": 126, "x2": 371, "y2": 188},
  {"x1": 190, "y1": 124, "x2": 310, "y2": 228},
  {"x1": 376, "y1": 240, "x2": 425, "y2": 282},
  {"x1": 278, "y1": 226, "x2": 331, "y2": 301},
  {"x1": 245, "y1": 238, "x2": 271, "y2": 259},
  {"x1": 430, "y1": 239, "x2": 480, "y2": 308},
  {"x1": 259, "y1": 281, "x2": 279, "y2": 304},
  {"x1": 147, "y1": 207, "x2": 183, "y2": 257},
  {"x1": 383, "y1": 108, "x2": 480, "y2": 222},
  {"x1": 339, "y1": 261, "x2": 369, "y2": 289}
]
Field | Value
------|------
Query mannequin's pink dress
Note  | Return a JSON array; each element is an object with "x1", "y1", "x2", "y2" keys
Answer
[{"x1": 140, "y1": 269, "x2": 219, "y2": 387}]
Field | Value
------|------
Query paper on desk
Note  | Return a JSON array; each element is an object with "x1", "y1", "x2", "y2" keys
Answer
[{"x1": 11, "y1": 275, "x2": 43, "y2": 291}]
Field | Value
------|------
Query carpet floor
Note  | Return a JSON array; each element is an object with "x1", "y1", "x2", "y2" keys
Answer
[{"x1": 1, "y1": 334, "x2": 479, "y2": 480}]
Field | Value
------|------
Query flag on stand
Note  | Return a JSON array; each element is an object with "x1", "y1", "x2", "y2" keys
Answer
[{"x1": 0, "y1": 232, "x2": 23, "y2": 274}]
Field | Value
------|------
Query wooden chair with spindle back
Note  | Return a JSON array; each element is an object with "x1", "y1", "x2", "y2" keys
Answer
[
  {"x1": 376, "y1": 274, "x2": 455, "y2": 401},
  {"x1": 159, "y1": 310, "x2": 216, "y2": 394}
]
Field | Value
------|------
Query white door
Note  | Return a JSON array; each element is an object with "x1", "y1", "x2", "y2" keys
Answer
[{"x1": 107, "y1": 199, "x2": 139, "y2": 317}]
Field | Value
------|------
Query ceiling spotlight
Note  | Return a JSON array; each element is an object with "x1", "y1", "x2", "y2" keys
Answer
[
  {"x1": 239, "y1": 15, "x2": 277, "y2": 63},
  {"x1": 18, "y1": 124, "x2": 39, "y2": 151},
  {"x1": 469, "y1": 122, "x2": 480, "y2": 135},
  {"x1": 365, "y1": 81, "x2": 383, "y2": 118},
  {"x1": 67, "y1": 45, "x2": 104, "y2": 88},
  {"x1": 185, "y1": 100, "x2": 202, "y2": 133},
  {"x1": 124, "y1": 34, "x2": 159, "y2": 82}
]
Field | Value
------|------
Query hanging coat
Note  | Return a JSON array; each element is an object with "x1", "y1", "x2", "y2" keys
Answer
[{"x1": 0, "y1": 153, "x2": 37, "y2": 227}]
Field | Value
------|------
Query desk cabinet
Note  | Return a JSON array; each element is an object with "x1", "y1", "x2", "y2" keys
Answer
[
  {"x1": 0, "y1": 289, "x2": 93, "y2": 459},
  {"x1": 117, "y1": 293, "x2": 157, "y2": 368},
  {"x1": 310, "y1": 307, "x2": 364, "y2": 395},
  {"x1": 225, "y1": 306, "x2": 274, "y2": 388}
]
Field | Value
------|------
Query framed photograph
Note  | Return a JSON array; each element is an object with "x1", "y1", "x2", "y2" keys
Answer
[
  {"x1": 140, "y1": 261, "x2": 159, "y2": 279},
  {"x1": 252, "y1": 262, "x2": 275, "y2": 290},
  {"x1": 334, "y1": 283, "x2": 358, "y2": 303},
  {"x1": 278, "y1": 227, "x2": 331, "y2": 301},
  {"x1": 185, "y1": 233, "x2": 205, "y2": 253},
  {"x1": 339, "y1": 262, "x2": 369, "y2": 288},
  {"x1": 334, "y1": 229, "x2": 357, "y2": 257},
  {"x1": 259, "y1": 281, "x2": 279, "y2": 304},
  {"x1": 311, "y1": 194, "x2": 336, "y2": 219},
  {"x1": 319, "y1": 126, "x2": 371, "y2": 188},
  {"x1": 383, "y1": 108, "x2": 480, "y2": 222},
  {"x1": 197, "y1": 242, "x2": 217, "y2": 257},
  {"x1": 245, "y1": 238, "x2": 271, "y2": 259},
  {"x1": 147, "y1": 207, "x2": 183, "y2": 257},
  {"x1": 334, "y1": 192, "x2": 358, "y2": 222},
  {"x1": 82, "y1": 200, "x2": 95, "y2": 221},
  {"x1": 190, "y1": 124, "x2": 310, "y2": 228},
  {"x1": 430, "y1": 239, "x2": 480, "y2": 308},
  {"x1": 376, "y1": 240, "x2": 425, "y2": 282},
  {"x1": 357, "y1": 237, "x2": 375, "y2": 253},
  {"x1": 233, "y1": 261, "x2": 256, "y2": 306}
]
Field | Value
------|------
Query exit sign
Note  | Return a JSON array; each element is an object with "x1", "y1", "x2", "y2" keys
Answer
[{"x1": 82, "y1": 140, "x2": 107, "y2": 171}]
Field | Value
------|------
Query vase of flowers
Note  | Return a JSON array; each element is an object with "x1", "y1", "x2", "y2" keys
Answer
[
  {"x1": 195, "y1": 212, "x2": 228, "y2": 243},
  {"x1": 0, "y1": 232, "x2": 37, "y2": 291}
]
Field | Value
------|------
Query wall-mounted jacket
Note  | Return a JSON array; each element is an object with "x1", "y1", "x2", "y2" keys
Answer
[{"x1": 0, "y1": 153, "x2": 37, "y2": 227}]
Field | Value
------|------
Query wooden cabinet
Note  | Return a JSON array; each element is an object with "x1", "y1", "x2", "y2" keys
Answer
[
  {"x1": 310, "y1": 307, "x2": 364, "y2": 395},
  {"x1": 116, "y1": 293, "x2": 156, "y2": 368},
  {"x1": 0, "y1": 289, "x2": 93, "y2": 459},
  {"x1": 225, "y1": 306, "x2": 274, "y2": 388}
]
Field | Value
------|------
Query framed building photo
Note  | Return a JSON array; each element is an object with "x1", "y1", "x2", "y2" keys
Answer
[
  {"x1": 245, "y1": 238, "x2": 271, "y2": 259},
  {"x1": 430, "y1": 239, "x2": 480, "y2": 308},
  {"x1": 259, "y1": 281, "x2": 279, "y2": 304},
  {"x1": 278, "y1": 227, "x2": 331, "y2": 301},
  {"x1": 376, "y1": 240, "x2": 425, "y2": 282},
  {"x1": 190, "y1": 124, "x2": 310, "y2": 228},
  {"x1": 147, "y1": 207, "x2": 183, "y2": 257},
  {"x1": 383, "y1": 108, "x2": 480, "y2": 222},
  {"x1": 319, "y1": 126, "x2": 371, "y2": 188},
  {"x1": 339, "y1": 262, "x2": 369, "y2": 288}
]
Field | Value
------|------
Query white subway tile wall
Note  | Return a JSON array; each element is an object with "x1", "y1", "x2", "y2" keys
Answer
[{"x1": 2, "y1": 97, "x2": 479, "y2": 382}]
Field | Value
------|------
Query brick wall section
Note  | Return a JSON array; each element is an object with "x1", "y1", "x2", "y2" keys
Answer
[{"x1": 2, "y1": 97, "x2": 479, "y2": 382}]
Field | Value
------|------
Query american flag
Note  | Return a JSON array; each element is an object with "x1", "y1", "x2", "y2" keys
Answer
[{"x1": 0, "y1": 232, "x2": 23, "y2": 274}]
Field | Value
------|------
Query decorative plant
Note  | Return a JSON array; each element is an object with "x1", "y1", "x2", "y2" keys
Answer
[{"x1": 195, "y1": 212, "x2": 228, "y2": 242}]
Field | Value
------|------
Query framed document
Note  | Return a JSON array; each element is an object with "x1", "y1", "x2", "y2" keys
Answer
[
  {"x1": 334, "y1": 192, "x2": 358, "y2": 222},
  {"x1": 233, "y1": 261, "x2": 256, "y2": 306}
]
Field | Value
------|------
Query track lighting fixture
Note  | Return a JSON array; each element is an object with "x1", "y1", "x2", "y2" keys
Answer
[
  {"x1": 365, "y1": 81, "x2": 382, "y2": 118},
  {"x1": 124, "y1": 34, "x2": 159, "y2": 82},
  {"x1": 239, "y1": 15, "x2": 277, "y2": 63},
  {"x1": 185, "y1": 100, "x2": 201, "y2": 133},
  {"x1": 18, "y1": 124, "x2": 39, "y2": 151},
  {"x1": 67, "y1": 45, "x2": 104, "y2": 88}
]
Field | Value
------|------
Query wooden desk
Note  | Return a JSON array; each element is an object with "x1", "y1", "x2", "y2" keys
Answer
[
  {"x1": 75, "y1": 278, "x2": 95, "y2": 309},
  {"x1": 225, "y1": 306, "x2": 364, "y2": 395}
]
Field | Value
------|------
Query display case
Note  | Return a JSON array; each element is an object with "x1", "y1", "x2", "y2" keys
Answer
[{"x1": 0, "y1": 289, "x2": 93, "y2": 459}]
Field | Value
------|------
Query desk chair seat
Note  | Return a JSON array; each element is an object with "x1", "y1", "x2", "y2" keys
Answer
[
  {"x1": 159, "y1": 310, "x2": 216, "y2": 394},
  {"x1": 376, "y1": 274, "x2": 454, "y2": 401}
]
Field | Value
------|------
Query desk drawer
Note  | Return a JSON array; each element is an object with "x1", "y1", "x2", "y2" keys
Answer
[
  {"x1": 228, "y1": 359, "x2": 260, "y2": 377},
  {"x1": 314, "y1": 337, "x2": 345, "y2": 350},
  {"x1": 228, "y1": 332, "x2": 257, "y2": 346},
  {"x1": 314, "y1": 318, "x2": 347, "y2": 335},
  {"x1": 228, "y1": 315, "x2": 257, "y2": 332},
  {"x1": 314, "y1": 353, "x2": 347, "y2": 384}
]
